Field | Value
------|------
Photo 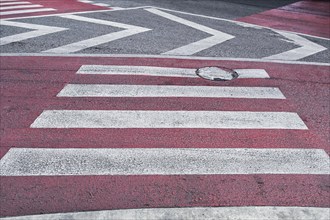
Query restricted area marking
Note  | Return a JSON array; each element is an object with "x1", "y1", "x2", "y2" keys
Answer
[
  {"x1": 57, "y1": 84, "x2": 285, "y2": 99},
  {"x1": 0, "y1": 20, "x2": 67, "y2": 46},
  {"x1": 0, "y1": 148, "x2": 328, "y2": 176},
  {"x1": 145, "y1": 8, "x2": 235, "y2": 55},
  {"x1": 77, "y1": 65, "x2": 270, "y2": 78},
  {"x1": 30, "y1": 110, "x2": 308, "y2": 129},
  {"x1": 43, "y1": 14, "x2": 151, "y2": 54}
]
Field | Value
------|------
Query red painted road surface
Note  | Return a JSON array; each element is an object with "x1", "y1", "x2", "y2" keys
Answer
[
  {"x1": 0, "y1": 0, "x2": 110, "y2": 19},
  {"x1": 0, "y1": 56, "x2": 329, "y2": 217},
  {"x1": 237, "y1": 0, "x2": 330, "y2": 38}
]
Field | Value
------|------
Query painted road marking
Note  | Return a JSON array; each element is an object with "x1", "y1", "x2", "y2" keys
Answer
[
  {"x1": 77, "y1": 65, "x2": 270, "y2": 78},
  {"x1": 0, "y1": 20, "x2": 67, "y2": 46},
  {"x1": 0, "y1": 8, "x2": 55, "y2": 16},
  {"x1": 145, "y1": 8, "x2": 235, "y2": 55},
  {"x1": 0, "y1": 148, "x2": 328, "y2": 176},
  {"x1": 0, "y1": 1, "x2": 31, "y2": 6},
  {"x1": 0, "y1": 4, "x2": 42, "y2": 11},
  {"x1": 57, "y1": 84, "x2": 285, "y2": 99},
  {"x1": 43, "y1": 14, "x2": 151, "y2": 53},
  {"x1": 263, "y1": 30, "x2": 327, "y2": 60},
  {"x1": 30, "y1": 110, "x2": 308, "y2": 129},
  {"x1": 1, "y1": 207, "x2": 329, "y2": 220}
]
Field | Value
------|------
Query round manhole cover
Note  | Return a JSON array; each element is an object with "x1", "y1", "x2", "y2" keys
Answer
[{"x1": 196, "y1": 66, "x2": 238, "y2": 81}]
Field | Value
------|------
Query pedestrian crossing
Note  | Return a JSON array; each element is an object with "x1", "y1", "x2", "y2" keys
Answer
[
  {"x1": 0, "y1": 0, "x2": 56, "y2": 16},
  {"x1": 1, "y1": 64, "x2": 329, "y2": 219}
]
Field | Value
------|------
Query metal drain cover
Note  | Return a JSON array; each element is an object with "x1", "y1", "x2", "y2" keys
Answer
[{"x1": 196, "y1": 66, "x2": 238, "y2": 81}]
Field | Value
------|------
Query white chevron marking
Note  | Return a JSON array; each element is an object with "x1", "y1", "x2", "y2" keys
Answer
[
  {"x1": 0, "y1": 20, "x2": 67, "y2": 46},
  {"x1": 145, "y1": 8, "x2": 235, "y2": 55},
  {"x1": 263, "y1": 30, "x2": 327, "y2": 61},
  {"x1": 43, "y1": 14, "x2": 151, "y2": 53}
]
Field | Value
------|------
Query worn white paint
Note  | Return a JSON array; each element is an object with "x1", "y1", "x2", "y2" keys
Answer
[
  {"x1": 145, "y1": 8, "x2": 235, "y2": 55},
  {"x1": 76, "y1": 65, "x2": 271, "y2": 78},
  {"x1": 30, "y1": 110, "x2": 308, "y2": 129},
  {"x1": 0, "y1": 148, "x2": 328, "y2": 176},
  {"x1": 1, "y1": 207, "x2": 330, "y2": 220},
  {"x1": 0, "y1": 1, "x2": 31, "y2": 6},
  {"x1": 93, "y1": 3, "x2": 109, "y2": 7},
  {"x1": 233, "y1": 69, "x2": 270, "y2": 78},
  {"x1": 0, "y1": 8, "x2": 55, "y2": 15},
  {"x1": 43, "y1": 14, "x2": 151, "y2": 53},
  {"x1": 264, "y1": 30, "x2": 327, "y2": 60},
  {"x1": 0, "y1": 20, "x2": 67, "y2": 46},
  {"x1": 0, "y1": 4, "x2": 42, "y2": 10},
  {"x1": 57, "y1": 84, "x2": 285, "y2": 99}
]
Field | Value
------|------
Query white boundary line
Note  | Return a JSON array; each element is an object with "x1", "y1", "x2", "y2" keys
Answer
[
  {"x1": 0, "y1": 53, "x2": 329, "y2": 66},
  {"x1": 0, "y1": 5, "x2": 329, "y2": 41}
]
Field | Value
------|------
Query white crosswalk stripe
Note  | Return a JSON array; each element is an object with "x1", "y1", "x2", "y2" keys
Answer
[
  {"x1": 77, "y1": 65, "x2": 271, "y2": 78},
  {"x1": 1, "y1": 148, "x2": 328, "y2": 176},
  {"x1": 57, "y1": 84, "x2": 285, "y2": 99},
  {"x1": 0, "y1": 1, "x2": 31, "y2": 6}
]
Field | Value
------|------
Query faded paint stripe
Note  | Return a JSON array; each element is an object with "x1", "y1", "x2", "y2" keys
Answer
[
  {"x1": 77, "y1": 65, "x2": 270, "y2": 78},
  {"x1": 233, "y1": 69, "x2": 270, "y2": 78},
  {"x1": 0, "y1": 2, "x2": 31, "y2": 6},
  {"x1": 1, "y1": 207, "x2": 330, "y2": 220},
  {"x1": 0, "y1": 4, "x2": 42, "y2": 10},
  {"x1": 1, "y1": 148, "x2": 329, "y2": 176},
  {"x1": 30, "y1": 110, "x2": 308, "y2": 129},
  {"x1": 0, "y1": 8, "x2": 56, "y2": 15},
  {"x1": 57, "y1": 84, "x2": 285, "y2": 99}
]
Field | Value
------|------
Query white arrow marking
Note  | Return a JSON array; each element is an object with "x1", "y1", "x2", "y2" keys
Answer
[
  {"x1": 145, "y1": 8, "x2": 235, "y2": 56},
  {"x1": 263, "y1": 30, "x2": 327, "y2": 61},
  {"x1": 0, "y1": 20, "x2": 67, "y2": 46},
  {"x1": 43, "y1": 14, "x2": 151, "y2": 54}
]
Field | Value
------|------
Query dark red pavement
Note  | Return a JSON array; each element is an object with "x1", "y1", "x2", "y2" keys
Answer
[
  {"x1": 0, "y1": 56, "x2": 329, "y2": 217},
  {"x1": 1, "y1": 175, "x2": 329, "y2": 217},
  {"x1": 237, "y1": 0, "x2": 330, "y2": 38}
]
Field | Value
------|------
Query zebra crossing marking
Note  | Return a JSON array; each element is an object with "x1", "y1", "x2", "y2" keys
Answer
[
  {"x1": 76, "y1": 65, "x2": 271, "y2": 78},
  {"x1": 30, "y1": 110, "x2": 307, "y2": 129},
  {"x1": 1, "y1": 148, "x2": 328, "y2": 176},
  {"x1": 57, "y1": 84, "x2": 285, "y2": 99}
]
